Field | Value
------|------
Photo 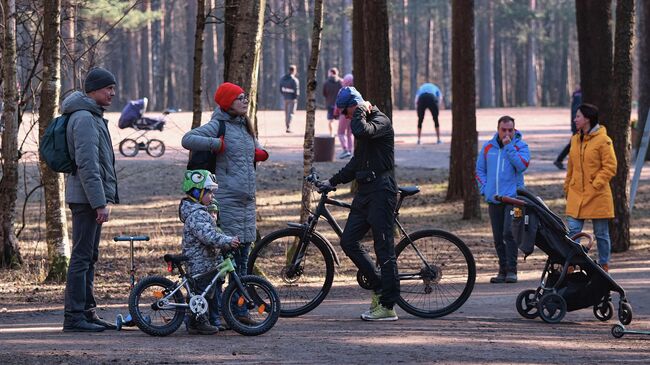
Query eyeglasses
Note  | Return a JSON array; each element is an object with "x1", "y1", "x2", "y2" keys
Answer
[{"x1": 236, "y1": 94, "x2": 249, "y2": 103}]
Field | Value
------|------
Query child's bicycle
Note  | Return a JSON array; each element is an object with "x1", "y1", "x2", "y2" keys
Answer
[{"x1": 128, "y1": 250, "x2": 280, "y2": 336}]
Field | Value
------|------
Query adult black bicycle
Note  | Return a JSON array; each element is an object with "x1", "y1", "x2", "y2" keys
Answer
[{"x1": 248, "y1": 168, "x2": 476, "y2": 318}]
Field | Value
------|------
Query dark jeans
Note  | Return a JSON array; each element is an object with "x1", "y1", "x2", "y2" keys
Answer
[
  {"x1": 64, "y1": 203, "x2": 102, "y2": 323},
  {"x1": 488, "y1": 203, "x2": 518, "y2": 274},
  {"x1": 340, "y1": 190, "x2": 399, "y2": 308}
]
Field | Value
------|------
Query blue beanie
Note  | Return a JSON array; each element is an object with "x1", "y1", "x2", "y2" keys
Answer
[{"x1": 336, "y1": 87, "x2": 365, "y2": 109}]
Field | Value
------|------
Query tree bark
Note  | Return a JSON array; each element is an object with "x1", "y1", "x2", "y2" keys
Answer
[
  {"x1": 637, "y1": 0, "x2": 650, "y2": 155},
  {"x1": 447, "y1": 0, "x2": 480, "y2": 220},
  {"x1": 39, "y1": 0, "x2": 70, "y2": 281},
  {"x1": 352, "y1": 0, "x2": 366, "y2": 95},
  {"x1": 300, "y1": 0, "x2": 323, "y2": 223},
  {"x1": 0, "y1": 0, "x2": 23, "y2": 268},
  {"x1": 477, "y1": 0, "x2": 494, "y2": 108},
  {"x1": 440, "y1": 0, "x2": 451, "y2": 109},
  {"x1": 575, "y1": 0, "x2": 613, "y2": 124},
  {"x1": 526, "y1": 0, "x2": 537, "y2": 106},
  {"x1": 191, "y1": 0, "x2": 206, "y2": 129},
  {"x1": 609, "y1": 0, "x2": 634, "y2": 252},
  {"x1": 341, "y1": 0, "x2": 353, "y2": 75},
  {"x1": 360, "y1": 0, "x2": 392, "y2": 119}
]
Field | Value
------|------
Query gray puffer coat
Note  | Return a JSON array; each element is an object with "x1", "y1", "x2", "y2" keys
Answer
[
  {"x1": 181, "y1": 107, "x2": 261, "y2": 243},
  {"x1": 179, "y1": 199, "x2": 233, "y2": 275},
  {"x1": 62, "y1": 91, "x2": 119, "y2": 208}
]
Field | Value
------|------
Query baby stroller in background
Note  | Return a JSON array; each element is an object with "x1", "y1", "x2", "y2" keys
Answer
[
  {"x1": 496, "y1": 188, "x2": 633, "y2": 324},
  {"x1": 118, "y1": 97, "x2": 175, "y2": 157}
]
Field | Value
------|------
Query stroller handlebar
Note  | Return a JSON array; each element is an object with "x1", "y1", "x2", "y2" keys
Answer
[
  {"x1": 569, "y1": 232, "x2": 595, "y2": 251},
  {"x1": 494, "y1": 195, "x2": 526, "y2": 206}
]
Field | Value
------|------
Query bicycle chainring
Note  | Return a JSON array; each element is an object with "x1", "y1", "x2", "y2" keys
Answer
[{"x1": 188, "y1": 295, "x2": 209, "y2": 315}]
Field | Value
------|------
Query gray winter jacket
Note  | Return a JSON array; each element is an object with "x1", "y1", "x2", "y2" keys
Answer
[
  {"x1": 179, "y1": 199, "x2": 233, "y2": 275},
  {"x1": 181, "y1": 107, "x2": 261, "y2": 243},
  {"x1": 62, "y1": 91, "x2": 119, "y2": 209}
]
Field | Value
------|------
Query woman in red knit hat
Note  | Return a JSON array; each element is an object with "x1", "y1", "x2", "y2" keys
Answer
[{"x1": 182, "y1": 82, "x2": 268, "y2": 325}]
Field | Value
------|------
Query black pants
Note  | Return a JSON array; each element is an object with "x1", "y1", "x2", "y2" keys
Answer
[
  {"x1": 340, "y1": 190, "x2": 399, "y2": 308},
  {"x1": 64, "y1": 203, "x2": 102, "y2": 322},
  {"x1": 417, "y1": 93, "x2": 439, "y2": 129},
  {"x1": 488, "y1": 203, "x2": 518, "y2": 273}
]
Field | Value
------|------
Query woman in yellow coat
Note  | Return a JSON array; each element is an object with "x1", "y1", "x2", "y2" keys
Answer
[{"x1": 564, "y1": 103, "x2": 617, "y2": 271}]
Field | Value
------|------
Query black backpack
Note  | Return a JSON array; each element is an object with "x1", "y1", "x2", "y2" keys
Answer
[
  {"x1": 39, "y1": 112, "x2": 77, "y2": 173},
  {"x1": 186, "y1": 120, "x2": 226, "y2": 171}
]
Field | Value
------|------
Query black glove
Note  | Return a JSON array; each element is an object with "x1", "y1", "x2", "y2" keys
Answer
[{"x1": 317, "y1": 179, "x2": 334, "y2": 193}]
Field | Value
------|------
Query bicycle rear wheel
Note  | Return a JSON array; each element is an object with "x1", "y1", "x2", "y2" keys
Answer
[
  {"x1": 128, "y1": 275, "x2": 185, "y2": 336},
  {"x1": 248, "y1": 228, "x2": 334, "y2": 317},
  {"x1": 395, "y1": 229, "x2": 475, "y2": 318}
]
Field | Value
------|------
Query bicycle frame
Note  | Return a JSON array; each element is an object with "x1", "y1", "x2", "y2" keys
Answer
[
  {"x1": 287, "y1": 189, "x2": 434, "y2": 277},
  {"x1": 158, "y1": 255, "x2": 254, "y2": 311}
]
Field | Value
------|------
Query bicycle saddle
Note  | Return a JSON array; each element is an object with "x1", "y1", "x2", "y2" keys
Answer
[
  {"x1": 399, "y1": 186, "x2": 420, "y2": 197},
  {"x1": 163, "y1": 254, "x2": 189, "y2": 264}
]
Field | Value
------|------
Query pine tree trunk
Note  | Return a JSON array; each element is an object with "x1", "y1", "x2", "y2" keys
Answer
[
  {"x1": 477, "y1": 0, "x2": 494, "y2": 108},
  {"x1": 141, "y1": 0, "x2": 154, "y2": 107},
  {"x1": 0, "y1": 0, "x2": 23, "y2": 268},
  {"x1": 39, "y1": 0, "x2": 70, "y2": 281},
  {"x1": 361, "y1": 0, "x2": 392, "y2": 119},
  {"x1": 609, "y1": 0, "x2": 634, "y2": 252},
  {"x1": 352, "y1": 0, "x2": 366, "y2": 95},
  {"x1": 299, "y1": 0, "x2": 323, "y2": 223},
  {"x1": 636, "y1": 0, "x2": 650, "y2": 155},
  {"x1": 447, "y1": 0, "x2": 480, "y2": 220},
  {"x1": 408, "y1": 0, "x2": 418, "y2": 102},
  {"x1": 440, "y1": 0, "x2": 451, "y2": 109},
  {"x1": 191, "y1": 0, "x2": 206, "y2": 129},
  {"x1": 341, "y1": 0, "x2": 353, "y2": 75},
  {"x1": 526, "y1": 0, "x2": 537, "y2": 106}
]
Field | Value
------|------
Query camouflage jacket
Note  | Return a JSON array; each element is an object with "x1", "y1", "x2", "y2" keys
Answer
[{"x1": 179, "y1": 198, "x2": 233, "y2": 275}]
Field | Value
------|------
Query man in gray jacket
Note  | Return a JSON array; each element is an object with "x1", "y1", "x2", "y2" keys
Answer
[{"x1": 62, "y1": 67, "x2": 119, "y2": 332}]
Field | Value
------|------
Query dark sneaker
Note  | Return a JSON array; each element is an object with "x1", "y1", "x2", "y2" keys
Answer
[
  {"x1": 553, "y1": 160, "x2": 565, "y2": 170},
  {"x1": 361, "y1": 304, "x2": 398, "y2": 321},
  {"x1": 188, "y1": 320, "x2": 219, "y2": 335},
  {"x1": 505, "y1": 272, "x2": 518, "y2": 283},
  {"x1": 490, "y1": 272, "x2": 506, "y2": 283},
  {"x1": 86, "y1": 311, "x2": 117, "y2": 330},
  {"x1": 63, "y1": 319, "x2": 106, "y2": 332}
]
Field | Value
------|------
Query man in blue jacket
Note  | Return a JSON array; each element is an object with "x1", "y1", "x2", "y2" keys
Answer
[{"x1": 476, "y1": 116, "x2": 530, "y2": 283}]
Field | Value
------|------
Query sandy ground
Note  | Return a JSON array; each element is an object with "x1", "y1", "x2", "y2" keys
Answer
[{"x1": 2, "y1": 108, "x2": 650, "y2": 364}]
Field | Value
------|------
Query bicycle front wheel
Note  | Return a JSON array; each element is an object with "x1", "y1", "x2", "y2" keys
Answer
[
  {"x1": 395, "y1": 229, "x2": 476, "y2": 318},
  {"x1": 248, "y1": 228, "x2": 335, "y2": 317},
  {"x1": 222, "y1": 275, "x2": 281, "y2": 336}
]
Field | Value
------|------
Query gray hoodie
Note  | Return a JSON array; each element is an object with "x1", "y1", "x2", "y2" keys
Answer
[
  {"x1": 181, "y1": 107, "x2": 261, "y2": 243},
  {"x1": 62, "y1": 91, "x2": 118, "y2": 208},
  {"x1": 179, "y1": 199, "x2": 233, "y2": 275}
]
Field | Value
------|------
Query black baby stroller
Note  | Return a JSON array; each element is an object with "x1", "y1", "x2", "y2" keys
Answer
[
  {"x1": 118, "y1": 97, "x2": 174, "y2": 157},
  {"x1": 496, "y1": 188, "x2": 633, "y2": 324}
]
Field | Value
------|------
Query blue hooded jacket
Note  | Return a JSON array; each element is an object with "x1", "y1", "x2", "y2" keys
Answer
[{"x1": 475, "y1": 130, "x2": 530, "y2": 204}]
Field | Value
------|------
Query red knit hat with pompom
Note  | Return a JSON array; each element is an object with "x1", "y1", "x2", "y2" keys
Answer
[{"x1": 214, "y1": 82, "x2": 245, "y2": 111}]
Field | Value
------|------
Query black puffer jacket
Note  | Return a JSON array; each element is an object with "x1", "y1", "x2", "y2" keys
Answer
[{"x1": 329, "y1": 105, "x2": 396, "y2": 193}]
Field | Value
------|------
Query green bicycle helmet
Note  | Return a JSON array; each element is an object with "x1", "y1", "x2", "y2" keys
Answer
[{"x1": 182, "y1": 170, "x2": 218, "y2": 200}]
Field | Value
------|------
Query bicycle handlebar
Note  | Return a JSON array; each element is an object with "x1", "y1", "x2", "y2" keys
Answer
[
  {"x1": 305, "y1": 167, "x2": 336, "y2": 193},
  {"x1": 494, "y1": 195, "x2": 526, "y2": 206}
]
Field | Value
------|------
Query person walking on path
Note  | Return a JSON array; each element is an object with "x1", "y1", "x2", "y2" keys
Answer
[
  {"x1": 279, "y1": 65, "x2": 300, "y2": 133},
  {"x1": 335, "y1": 73, "x2": 355, "y2": 158},
  {"x1": 323, "y1": 67, "x2": 343, "y2": 137},
  {"x1": 62, "y1": 67, "x2": 119, "y2": 332},
  {"x1": 414, "y1": 83, "x2": 443, "y2": 145},
  {"x1": 182, "y1": 82, "x2": 269, "y2": 323},
  {"x1": 476, "y1": 116, "x2": 530, "y2": 284},
  {"x1": 319, "y1": 86, "x2": 399, "y2": 321},
  {"x1": 554, "y1": 86, "x2": 582, "y2": 170},
  {"x1": 564, "y1": 103, "x2": 616, "y2": 272}
]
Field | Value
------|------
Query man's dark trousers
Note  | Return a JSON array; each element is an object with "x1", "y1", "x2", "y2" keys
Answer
[
  {"x1": 340, "y1": 189, "x2": 399, "y2": 308},
  {"x1": 488, "y1": 203, "x2": 517, "y2": 274},
  {"x1": 64, "y1": 203, "x2": 102, "y2": 323}
]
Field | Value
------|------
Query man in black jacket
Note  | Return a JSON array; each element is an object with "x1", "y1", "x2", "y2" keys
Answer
[
  {"x1": 320, "y1": 87, "x2": 399, "y2": 321},
  {"x1": 279, "y1": 65, "x2": 299, "y2": 133}
]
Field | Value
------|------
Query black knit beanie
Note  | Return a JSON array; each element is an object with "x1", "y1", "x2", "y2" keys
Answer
[{"x1": 84, "y1": 67, "x2": 117, "y2": 93}]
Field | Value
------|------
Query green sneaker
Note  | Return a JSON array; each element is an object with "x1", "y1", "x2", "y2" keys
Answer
[
  {"x1": 360, "y1": 304, "x2": 398, "y2": 321},
  {"x1": 361, "y1": 292, "x2": 382, "y2": 318}
]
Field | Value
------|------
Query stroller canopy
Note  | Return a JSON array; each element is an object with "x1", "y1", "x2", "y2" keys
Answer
[{"x1": 118, "y1": 97, "x2": 148, "y2": 129}]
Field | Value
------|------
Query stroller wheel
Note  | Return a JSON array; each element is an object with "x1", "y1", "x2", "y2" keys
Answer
[
  {"x1": 119, "y1": 138, "x2": 139, "y2": 157},
  {"x1": 618, "y1": 302, "x2": 633, "y2": 325},
  {"x1": 593, "y1": 301, "x2": 614, "y2": 321},
  {"x1": 146, "y1": 139, "x2": 165, "y2": 158},
  {"x1": 516, "y1": 289, "x2": 539, "y2": 319},
  {"x1": 611, "y1": 324, "x2": 625, "y2": 338},
  {"x1": 538, "y1": 293, "x2": 566, "y2": 324}
]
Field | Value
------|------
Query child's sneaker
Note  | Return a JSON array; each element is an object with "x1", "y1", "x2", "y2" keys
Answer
[
  {"x1": 188, "y1": 315, "x2": 219, "y2": 335},
  {"x1": 360, "y1": 304, "x2": 398, "y2": 321}
]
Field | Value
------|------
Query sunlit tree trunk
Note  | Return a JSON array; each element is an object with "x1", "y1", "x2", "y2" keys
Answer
[
  {"x1": 447, "y1": 0, "x2": 480, "y2": 220},
  {"x1": 39, "y1": 0, "x2": 70, "y2": 281},
  {"x1": 300, "y1": 0, "x2": 323, "y2": 223},
  {"x1": 477, "y1": 0, "x2": 494, "y2": 108},
  {"x1": 526, "y1": 0, "x2": 537, "y2": 106},
  {"x1": 191, "y1": 0, "x2": 206, "y2": 129},
  {"x1": 609, "y1": 0, "x2": 634, "y2": 252},
  {"x1": 0, "y1": 0, "x2": 23, "y2": 268}
]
